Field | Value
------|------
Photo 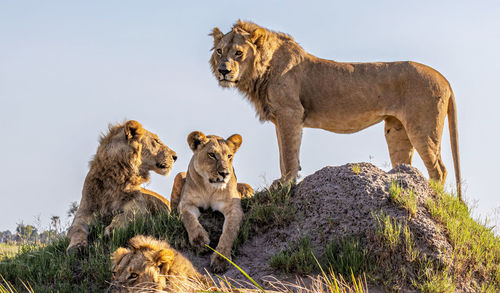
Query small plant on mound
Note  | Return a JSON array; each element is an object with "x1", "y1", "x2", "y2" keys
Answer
[
  {"x1": 270, "y1": 237, "x2": 316, "y2": 275},
  {"x1": 388, "y1": 181, "x2": 417, "y2": 219},
  {"x1": 351, "y1": 164, "x2": 361, "y2": 174},
  {"x1": 323, "y1": 237, "x2": 371, "y2": 278},
  {"x1": 372, "y1": 210, "x2": 402, "y2": 251}
]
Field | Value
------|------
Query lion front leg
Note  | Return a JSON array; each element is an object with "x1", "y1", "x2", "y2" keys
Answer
[
  {"x1": 170, "y1": 172, "x2": 187, "y2": 212},
  {"x1": 67, "y1": 206, "x2": 94, "y2": 255},
  {"x1": 210, "y1": 199, "x2": 243, "y2": 273},
  {"x1": 179, "y1": 203, "x2": 209, "y2": 253},
  {"x1": 271, "y1": 110, "x2": 304, "y2": 188}
]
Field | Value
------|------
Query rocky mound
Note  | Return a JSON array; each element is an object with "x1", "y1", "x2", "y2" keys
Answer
[{"x1": 186, "y1": 163, "x2": 472, "y2": 292}]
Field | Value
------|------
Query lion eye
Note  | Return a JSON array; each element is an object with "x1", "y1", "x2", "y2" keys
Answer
[
  {"x1": 216, "y1": 49, "x2": 222, "y2": 55},
  {"x1": 129, "y1": 273, "x2": 139, "y2": 279},
  {"x1": 208, "y1": 153, "x2": 216, "y2": 159},
  {"x1": 228, "y1": 154, "x2": 233, "y2": 159},
  {"x1": 235, "y1": 50, "x2": 242, "y2": 56},
  {"x1": 112, "y1": 271, "x2": 117, "y2": 277}
]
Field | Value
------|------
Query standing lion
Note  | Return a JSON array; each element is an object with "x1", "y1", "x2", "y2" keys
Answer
[
  {"x1": 209, "y1": 20, "x2": 462, "y2": 200},
  {"x1": 67, "y1": 120, "x2": 177, "y2": 254}
]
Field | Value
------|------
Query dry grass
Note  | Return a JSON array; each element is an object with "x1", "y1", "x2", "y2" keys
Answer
[{"x1": 0, "y1": 244, "x2": 20, "y2": 260}]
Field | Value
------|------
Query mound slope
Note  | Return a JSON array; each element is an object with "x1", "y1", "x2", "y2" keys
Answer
[{"x1": 190, "y1": 163, "x2": 478, "y2": 292}]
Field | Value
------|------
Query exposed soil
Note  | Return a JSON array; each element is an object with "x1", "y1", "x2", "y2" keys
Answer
[{"x1": 180, "y1": 163, "x2": 468, "y2": 291}]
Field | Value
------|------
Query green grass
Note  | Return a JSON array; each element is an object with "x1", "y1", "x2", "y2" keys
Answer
[
  {"x1": 323, "y1": 237, "x2": 370, "y2": 278},
  {"x1": 1, "y1": 182, "x2": 499, "y2": 292},
  {"x1": 388, "y1": 181, "x2": 417, "y2": 219},
  {"x1": 372, "y1": 210, "x2": 402, "y2": 251},
  {"x1": 426, "y1": 181, "x2": 500, "y2": 291},
  {"x1": 234, "y1": 182, "x2": 297, "y2": 251},
  {"x1": 0, "y1": 211, "x2": 187, "y2": 293},
  {"x1": 270, "y1": 237, "x2": 317, "y2": 275},
  {"x1": 0, "y1": 184, "x2": 297, "y2": 292},
  {"x1": 270, "y1": 236, "x2": 371, "y2": 280}
]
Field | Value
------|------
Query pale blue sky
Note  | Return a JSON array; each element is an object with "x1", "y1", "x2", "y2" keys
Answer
[{"x1": 1, "y1": 1, "x2": 499, "y2": 232}]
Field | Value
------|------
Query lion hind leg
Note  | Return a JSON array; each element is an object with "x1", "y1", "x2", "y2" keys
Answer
[
  {"x1": 170, "y1": 172, "x2": 187, "y2": 212},
  {"x1": 237, "y1": 183, "x2": 254, "y2": 198},
  {"x1": 406, "y1": 124, "x2": 447, "y2": 185},
  {"x1": 104, "y1": 200, "x2": 148, "y2": 237},
  {"x1": 384, "y1": 116, "x2": 415, "y2": 167}
]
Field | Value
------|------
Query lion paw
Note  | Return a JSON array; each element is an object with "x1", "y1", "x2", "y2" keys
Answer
[
  {"x1": 270, "y1": 177, "x2": 296, "y2": 190},
  {"x1": 190, "y1": 228, "x2": 210, "y2": 253},
  {"x1": 66, "y1": 241, "x2": 88, "y2": 256},
  {"x1": 210, "y1": 252, "x2": 230, "y2": 273}
]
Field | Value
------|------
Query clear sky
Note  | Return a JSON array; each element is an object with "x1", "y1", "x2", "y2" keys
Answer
[{"x1": 1, "y1": 1, "x2": 499, "y2": 232}]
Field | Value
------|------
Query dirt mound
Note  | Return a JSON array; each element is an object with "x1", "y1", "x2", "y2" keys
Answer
[{"x1": 185, "y1": 163, "x2": 465, "y2": 291}]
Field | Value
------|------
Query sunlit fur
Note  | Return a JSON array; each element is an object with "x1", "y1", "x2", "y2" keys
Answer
[
  {"x1": 67, "y1": 121, "x2": 177, "y2": 254},
  {"x1": 210, "y1": 20, "x2": 462, "y2": 200},
  {"x1": 108, "y1": 235, "x2": 202, "y2": 293},
  {"x1": 170, "y1": 131, "x2": 253, "y2": 273}
]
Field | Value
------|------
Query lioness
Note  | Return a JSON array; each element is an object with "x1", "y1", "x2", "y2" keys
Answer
[
  {"x1": 172, "y1": 131, "x2": 248, "y2": 273},
  {"x1": 108, "y1": 235, "x2": 202, "y2": 293},
  {"x1": 67, "y1": 120, "x2": 177, "y2": 254},
  {"x1": 210, "y1": 20, "x2": 462, "y2": 200}
]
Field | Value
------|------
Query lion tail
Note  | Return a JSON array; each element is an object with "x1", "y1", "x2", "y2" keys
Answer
[{"x1": 448, "y1": 91, "x2": 462, "y2": 201}]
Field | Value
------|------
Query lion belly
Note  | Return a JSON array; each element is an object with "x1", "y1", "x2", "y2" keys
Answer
[{"x1": 304, "y1": 111, "x2": 386, "y2": 134}]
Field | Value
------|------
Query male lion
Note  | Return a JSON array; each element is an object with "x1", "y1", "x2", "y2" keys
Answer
[
  {"x1": 171, "y1": 131, "x2": 251, "y2": 273},
  {"x1": 67, "y1": 120, "x2": 177, "y2": 254},
  {"x1": 210, "y1": 20, "x2": 462, "y2": 200},
  {"x1": 108, "y1": 235, "x2": 203, "y2": 293}
]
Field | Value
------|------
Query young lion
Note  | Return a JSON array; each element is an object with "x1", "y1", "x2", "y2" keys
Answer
[
  {"x1": 108, "y1": 235, "x2": 202, "y2": 292},
  {"x1": 67, "y1": 120, "x2": 177, "y2": 254},
  {"x1": 172, "y1": 131, "x2": 249, "y2": 273}
]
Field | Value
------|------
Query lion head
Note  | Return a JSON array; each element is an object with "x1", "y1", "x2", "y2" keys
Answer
[
  {"x1": 187, "y1": 131, "x2": 242, "y2": 189},
  {"x1": 209, "y1": 20, "x2": 291, "y2": 89},
  {"x1": 108, "y1": 235, "x2": 201, "y2": 293},
  {"x1": 100, "y1": 120, "x2": 177, "y2": 178}
]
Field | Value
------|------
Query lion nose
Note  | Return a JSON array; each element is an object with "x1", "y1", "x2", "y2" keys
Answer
[
  {"x1": 172, "y1": 155, "x2": 177, "y2": 162},
  {"x1": 218, "y1": 171, "x2": 230, "y2": 178},
  {"x1": 218, "y1": 69, "x2": 231, "y2": 76}
]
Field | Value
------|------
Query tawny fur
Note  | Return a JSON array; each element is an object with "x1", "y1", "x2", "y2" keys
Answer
[
  {"x1": 66, "y1": 120, "x2": 177, "y2": 254},
  {"x1": 210, "y1": 20, "x2": 462, "y2": 200},
  {"x1": 171, "y1": 131, "x2": 252, "y2": 273},
  {"x1": 108, "y1": 235, "x2": 202, "y2": 292}
]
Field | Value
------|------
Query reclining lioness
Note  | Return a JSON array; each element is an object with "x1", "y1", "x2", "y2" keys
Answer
[
  {"x1": 108, "y1": 235, "x2": 203, "y2": 292},
  {"x1": 171, "y1": 131, "x2": 252, "y2": 272},
  {"x1": 67, "y1": 120, "x2": 177, "y2": 254}
]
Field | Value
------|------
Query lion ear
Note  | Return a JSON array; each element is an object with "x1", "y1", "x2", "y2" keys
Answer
[
  {"x1": 124, "y1": 120, "x2": 145, "y2": 141},
  {"x1": 250, "y1": 28, "x2": 266, "y2": 47},
  {"x1": 155, "y1": 248, "x2": 175, "y2": 275},
  {"x1": 227, "y1": 134, "x2": 242, "y2": 153},
  {"x1": 111, "y1": 247, "x2": 131, "y2": 267},
  {"x1": 210, "y1": 27, "x2": 223, "y2": 47},
  {"x1": 188, "y1": 131, "x2": 208, "y2": 151}
]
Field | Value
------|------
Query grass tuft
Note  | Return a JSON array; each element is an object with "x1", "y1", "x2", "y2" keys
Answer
[
  {"x1": 372, "y1": 210, "x2": 401, "y2": 251},
  {"x1": 388, "y1": 181, "x2": 417, "y2": 219},
  {"x1": 270, "y1": 237, "x2": 316, "y2": 275}
]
